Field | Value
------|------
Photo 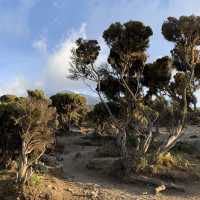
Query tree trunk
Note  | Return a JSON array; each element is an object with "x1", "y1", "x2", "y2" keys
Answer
[
  {"x1": 143, "y1": 129, "x2": 153, "y2": 154},
  {"x1": 157, "y1": 87, "x2": 187, "y2": 156},
  {"x1": 116, "y1": 127, "x2": 127, "y2": 158},
  {"x1": 17, "y1": 141, "x2": 28, "y2": 185},
  {"x1": 157, "y1": 125, "x2": 183, "y2": 156}
]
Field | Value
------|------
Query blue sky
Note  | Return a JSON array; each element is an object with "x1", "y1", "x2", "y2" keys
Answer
[{"x1": 1, "y1": 0, "x2": 200, "y2": 99}]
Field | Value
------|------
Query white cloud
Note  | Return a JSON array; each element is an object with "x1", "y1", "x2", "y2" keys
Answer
[
  {"x1": 0, "y1": 74, "x2": 48, "y2": 97},
  {"x1": 0, "y1": 76, "x2": 28, "y2": 96},
  {"x1": 32, "y1": 37, "x2": 48, "y2": 55},
  {"x1": 35, "y1": 23, "x2": 96, "y2": 95},
  {"x1": 45, "y1": 23, "x2": 87, "y2": 84}
]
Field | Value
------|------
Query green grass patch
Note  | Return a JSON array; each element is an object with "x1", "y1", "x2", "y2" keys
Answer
[{"x1": 29, "y1": 173, "x2": 42, "y2": 186}]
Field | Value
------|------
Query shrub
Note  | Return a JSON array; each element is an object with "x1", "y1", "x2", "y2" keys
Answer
[{"x1": 50, "y1": 92, "x2": 88, "y2": 131}]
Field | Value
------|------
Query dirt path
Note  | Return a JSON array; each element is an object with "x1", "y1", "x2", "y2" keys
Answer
[{"x1": 54, "y1": 134, "x2": 200, "y2": 200}]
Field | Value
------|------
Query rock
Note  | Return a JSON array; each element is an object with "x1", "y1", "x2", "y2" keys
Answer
[
  {"x1": 39, "y1": 191, "x2": 52, "y2": 199},
  {"x1": 155, "y1": 184, "x2": 166, "y2": 194},
  {"x1": 41, "y1": 154, "x2": 59, "y2": 167},
  {"x1": 73, "y1": 152, "x2": 82, "y2": 160},
  {"x1": 125, "y1": 175, "x2": 185, "y2": 193},
  {"x1": 91, "y1": 190, "x2": 99, "y2": 198},
  {"x1": 56, "y1": 154, "x2": 64, "y2": 161},
  {"x1": 42, "y1": 154, "x2": 56, "y2": 164},
  {"x1": 54, "y1": 163, "x2": 64, "y2": 173},
  {"x1": 33, "y1": 162, "x2": 49, "y2": 173},
  {"x1": 63, "y1": 174, "x2": 74, "y2": 181}
]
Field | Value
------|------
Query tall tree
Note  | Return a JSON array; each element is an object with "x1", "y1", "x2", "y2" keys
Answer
[
  {"x1": 157, "y1": 15, "x2": 200, "y2": 154},
  {"x1": 69, "y1": 21, "x2": 155, "y2": 157}
]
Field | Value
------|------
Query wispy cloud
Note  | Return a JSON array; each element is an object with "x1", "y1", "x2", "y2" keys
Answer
[
  {"x1": 32, "y1": 37, "x2": 48, "y2": 55},
  {"x1": 0, "y1": 76, "x2": 28, "y2": 96}
]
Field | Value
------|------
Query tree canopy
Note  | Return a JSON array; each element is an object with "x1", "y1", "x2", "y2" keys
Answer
[{"x1": 50, "y1": 92, "x2": 88, "y2": 131}]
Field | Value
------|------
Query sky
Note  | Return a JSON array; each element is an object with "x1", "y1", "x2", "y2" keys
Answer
[{"x1": 1, "y1": 0, "x2": 200, "y2": 99}]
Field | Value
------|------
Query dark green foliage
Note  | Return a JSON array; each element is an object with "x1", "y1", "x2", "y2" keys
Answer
[
  {"x1": 194, "y1": 63, "x2": 200, "y2": 79},
  {"x1": 103, "y1": 21, "x2": 153, "y2": 53},
  {"x1": 147, "y1": 96, "x2": 170, "y2": 127},
  {"x1": 104, "y1": 21, "x2": 152, "y2": 75},
  {"x1": 88, "y1": 101, "x2": 120, "y2": 123},
  {"x1": 27, "y1": 89, "x2": 46, "y2": 100},
  {"x1": 87, "y1": 101, "x2": 120, "y2": 136},
  {"x1": 162, "y1": 15, "x2": 200, "y2": 76},
  {"x1": 143, "y1": 56, "x2": 172, "y2": 95},
  {"x1": 161, "y1": 15, "x2": 200, "y2": 109},
  {"x1": 98, "y1": 75, "x2": 121, "y2": 101},
  {"x1": 76, "y1": 38, "x2": 100, "y2": 65},
  {"x1": 127, "y1": 134, "x2": 138, "y2": 147},
  {"x1": 0, "y1": 95, "x2": 18, "y2": 103},
  {"x1": 50, "y1": 92, "x2": 88, "y2": 130},
  {"x1": 188, "y1": 110, "x2": 200, "y2": 125},
  {"x1": 172, "y1": 142, "x2": 197, "y2": 154},
  {"x1": 101, "y1": 21, "x2": 153, "y2": 107},
  {"x1": 0, "y1": 102, "x2": 22, "y2": 166},
  {"x1": 162, "y1": 15, "x2": 200, "y2": 44},
  {"x1": 0, "y1": 92, "x2": 57, "y2": 174},
  {"x1": 162, "y1": 15, "x2": 200, "y2": 110},
  {"x1": 69, "y1": 39, "x2": 101, "y2": 80}
]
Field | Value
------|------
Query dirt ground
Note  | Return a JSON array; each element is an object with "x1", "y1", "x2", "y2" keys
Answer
[
  {"x1": 1, "y1": 126, "x2": 200, "y2": 200},
  {"x1": 49, "y1": 129, "x2": 200, "y2": 200}
]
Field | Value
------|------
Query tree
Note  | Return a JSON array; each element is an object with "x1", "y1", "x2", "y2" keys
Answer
[
  {"x1": 50, "y1": 92, "x2": 88, "y2": 131},
  {"x1": 0, "y1": 91, "x2": 57, "y2": 185},
  {"x1": 69, "y1": 21, "x2": 156, "y2": 158},
  {"x1": 157, "y1": 15, "x2": 200, "y2": 154}
]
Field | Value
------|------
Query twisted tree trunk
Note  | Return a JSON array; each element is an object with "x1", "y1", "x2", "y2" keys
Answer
[
  {"x1": 17, "y1": 141, "x2": 28, "y2": 185},
  {"x1": 157, "y1": 86, "x2": 188, "y2": 156}
]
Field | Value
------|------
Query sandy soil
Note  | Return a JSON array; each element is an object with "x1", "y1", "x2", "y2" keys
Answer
[{"x1": 53, "y1": 132, "x2": 200, "y2": 200}]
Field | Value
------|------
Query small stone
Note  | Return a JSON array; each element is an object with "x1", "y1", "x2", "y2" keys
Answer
[
  {"x1": 91, "y1": 190, "x2": 98, "y2": 198},
  {"x1": 155, "y1": 184, "x2": 166, "y2": 194},
  {"x1": 52, "y1": 186, "x2": 57, "y2": 190}
]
